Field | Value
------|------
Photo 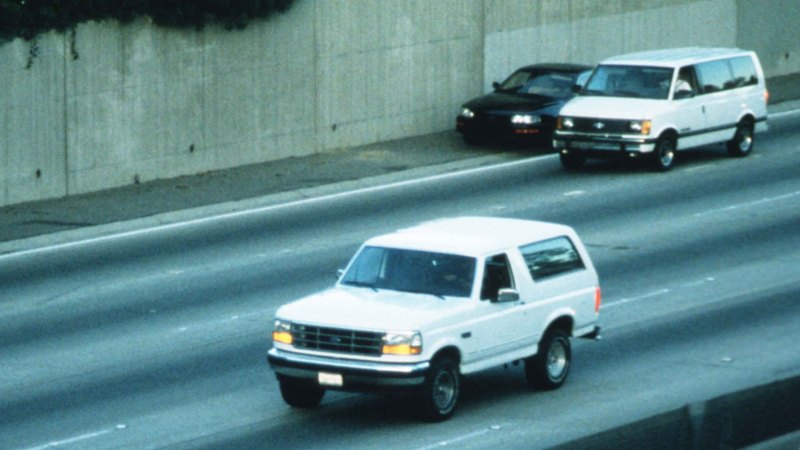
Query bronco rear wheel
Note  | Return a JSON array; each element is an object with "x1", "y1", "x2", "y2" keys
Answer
[{"x1": 525, "y1": 329, "x2": 571, "y2": 390}]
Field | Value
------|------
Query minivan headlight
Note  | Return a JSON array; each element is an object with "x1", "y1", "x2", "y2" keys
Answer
[
  {"x1": 272, "y1": 319, "x2": 293, "y2": 345},
  {"x1": 628, "y1": 120, "x2": 651, "y2": 135},
  {"x1": 382, "y1": 331, "x2": 422, "y2": 355},
  {"x1": 460, "y1": 107, "x2": 475, "y2": 119},
  {"x1": 557, "y1": 116, "x2": 575, "y2": 130}
]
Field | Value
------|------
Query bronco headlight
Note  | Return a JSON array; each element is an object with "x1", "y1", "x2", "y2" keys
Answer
[
  {"x1": 628, "y1": 120, "x2": 651, "y2": 135},
  {"x1": 460, "y1": 107, "x2": 475, "y2": 119},
  {"x1": 272, "y1": 319, "x2": 293, "y2": 345},
  {"x1": 511, "y1": 114, "x2": 541, "y2": 125},
  {"x1": 382, "y1": 331, "x2": 422, "y2": 355}
]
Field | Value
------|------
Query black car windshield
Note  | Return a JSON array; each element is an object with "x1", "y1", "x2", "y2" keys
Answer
[
  {"x1": 340, "y1": 246, "x2": 476, "y2": 298},
  {"x1": 497, "y1": 70, "x2": 578, "y2": 99},
  {"x1": 581, "y1": 65, "x2": 673, "y2": 99}
]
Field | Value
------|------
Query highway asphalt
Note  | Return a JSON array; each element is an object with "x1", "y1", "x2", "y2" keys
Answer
[{"x1": 2, "y1": 98, "x2": 799, "y2": 255}]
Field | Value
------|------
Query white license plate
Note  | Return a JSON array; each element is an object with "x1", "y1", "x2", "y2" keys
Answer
[{"x1": 318, "y1": 372, "x2": 343, "y2": 387}]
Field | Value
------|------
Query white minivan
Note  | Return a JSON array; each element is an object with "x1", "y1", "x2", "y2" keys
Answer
[{"x1": 553, "y1": 47, "x2": 769, "y2": 171}]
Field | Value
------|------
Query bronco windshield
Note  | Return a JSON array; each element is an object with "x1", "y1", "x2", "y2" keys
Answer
[
  {"x1": 582, "y1": 64, "x2": 673, "y2": 99},
  {"x1": 340, "y1": 246, "x2": 476, "y2": 298}
]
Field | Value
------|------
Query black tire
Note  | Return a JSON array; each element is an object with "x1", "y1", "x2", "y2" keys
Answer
[
  {"x1": 416, "y1": 356, "x2": 460, "y2": 422},
  {"x1": 279, "y1": 380, "x2": 325, "y2": 408},
  {"x1": 727, "y1": 120, "x2": 754, "y2": 157},
  {"x1": 559, "y1": 150, "x2": 586, "y2": 170},
  {"x1": 650, "y1": 136, "x2": 676, "y2": 172},
  {"x1": 525, "y1": 329, "x2": 571, "y2": 390}
]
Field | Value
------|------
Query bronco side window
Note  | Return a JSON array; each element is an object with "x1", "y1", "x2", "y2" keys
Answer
[
  {"x1": 480, "y1": 254, "x2": 514, "y2": 301},
  {"x1": 520, "y1": 237, "x2": 585, "y2": 281}
]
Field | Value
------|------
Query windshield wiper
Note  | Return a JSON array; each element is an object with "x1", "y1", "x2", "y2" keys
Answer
[
  {"x1": 342, "y1": 280, "x2": 378, "y2": 292},
  {"x1": 402, "y1": 288, "x2": 446, "y2": 300}
]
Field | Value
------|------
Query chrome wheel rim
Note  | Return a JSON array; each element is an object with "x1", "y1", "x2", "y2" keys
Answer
[
  {"x1": 659, "y1": 141, "x2": 675, "y2": 167},
  {"x1": 432, "y1": 370, "x2": 456, "y2": 412},
  {"x1": 547, "y1": 338, "x2": 568, "y2": 380},
  {"x1": 738, "y1": 128, "x2": 753, "y2": 153}
]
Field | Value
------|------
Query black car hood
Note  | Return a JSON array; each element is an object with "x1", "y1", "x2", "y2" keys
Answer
[{"x1": 463, "y1": 91, "x2": 564, "y2": 114}]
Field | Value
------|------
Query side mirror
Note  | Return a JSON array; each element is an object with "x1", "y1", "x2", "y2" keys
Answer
[
  {"x1": 492, "y1": 81, "x2": 500, "y2": 90},
  {"x1": 571, "y1": 84, "x2": 582, "y2": 94},
  {"x1": 673, "y1": 89, "x2": 695, "y2": 100},
  {"x1": 496, "y1": 288, "x2": 520, "y2": 303}
]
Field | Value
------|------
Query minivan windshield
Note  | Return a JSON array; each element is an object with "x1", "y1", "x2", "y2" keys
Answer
[
  {"x1": 340, "y1": 246, "x2": 476, "y2": 298},
  {"x1": 582, "y1": 65, "x2": 673, "y2": 99}
]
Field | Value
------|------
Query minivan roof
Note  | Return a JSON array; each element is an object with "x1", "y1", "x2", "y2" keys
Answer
[{"x1": 600, "y1": 47, "x2": 754, "y2": 68}]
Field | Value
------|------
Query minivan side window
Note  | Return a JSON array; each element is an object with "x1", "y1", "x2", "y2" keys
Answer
[
  {"x1": 728, "y1": 56, "x2": 758, "y2": 88},
  {"x1": 696, "y1": 59, "x2": 733, "y2": 93},
  {"x1": 520, "y1": 237, "x2": 585, "y2": 281}
]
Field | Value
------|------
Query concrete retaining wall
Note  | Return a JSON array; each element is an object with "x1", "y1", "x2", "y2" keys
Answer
[{"x1": 1, "y1": 0, "x2": 797, "y2": 207}]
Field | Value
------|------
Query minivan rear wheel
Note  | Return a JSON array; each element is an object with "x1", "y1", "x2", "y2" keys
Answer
[{"x1": 727, "y1": 120, "x2": 754, "y2": 157}]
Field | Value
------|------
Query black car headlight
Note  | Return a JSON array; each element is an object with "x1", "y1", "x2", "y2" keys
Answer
[
  {"x1": 511, "y1": 114, "x2": 541, "y2": 125},
  {"x1": 460, "y1": 107, "x2": 475, "y2": 119}
]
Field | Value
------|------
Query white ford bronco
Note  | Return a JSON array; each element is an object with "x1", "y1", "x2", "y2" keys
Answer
[{"x1": 267, "y1": 217, "x2": 601, "y2": 421}]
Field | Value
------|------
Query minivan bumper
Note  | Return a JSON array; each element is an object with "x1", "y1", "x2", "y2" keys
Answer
[
  {"x1": 268, "y1": 348, "x2": 430, "y2": 392},
  {"x1": 554, "y1": 134, "x2": 657, "y2": 154}
]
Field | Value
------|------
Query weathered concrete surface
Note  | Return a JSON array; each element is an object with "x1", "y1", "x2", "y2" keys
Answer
[{"x1": 1, "y1": 0, "x2": 797, "y2": 207}]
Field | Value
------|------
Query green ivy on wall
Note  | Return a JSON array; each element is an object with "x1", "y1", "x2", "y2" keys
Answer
[{"x1": 0, "y1": 0, "x2": 294, "y2": 42}]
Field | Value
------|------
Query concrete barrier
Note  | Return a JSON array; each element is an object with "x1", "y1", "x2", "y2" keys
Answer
[
  {"x1": 551, "y1": 374, "x2": 800, "y2": 449},
  {"x1": 1, "y1": 0, "x2": 798, "y2": 207}
]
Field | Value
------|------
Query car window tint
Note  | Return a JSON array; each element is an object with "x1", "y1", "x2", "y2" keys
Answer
[
  {"x1": 480, "y1": 253, "x2": 514, "y2": 301},
  {"x1": 696, "y1": 59, "x2": 733, "y2": 93},
  {"x1": 520, "y1": 237, "x2": 585, "y2": 281},
  {"x1": 341, "y1": 246, "x2": 476, "y2": 298},
  {"x1": 728, "y1": 56, "x2": 758, "y2": 88}
]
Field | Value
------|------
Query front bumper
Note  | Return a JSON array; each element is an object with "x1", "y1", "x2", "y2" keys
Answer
[
  {"x1": 553, "y1": 133, "x2": 657, "y2": 154},
  {"x1": 268, "y1": 348, "x2": 430, "y2": 392}
]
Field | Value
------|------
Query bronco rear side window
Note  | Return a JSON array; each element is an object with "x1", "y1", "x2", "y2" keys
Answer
[{"x1": 520, "y1": 237, "x2": 585, "y2": 281}]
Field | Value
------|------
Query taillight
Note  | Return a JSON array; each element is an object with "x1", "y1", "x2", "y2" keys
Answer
[
  {"x1": 764, "y1": 89, "x2": 770, "y2": 104},
  {"x1": 595, "y1": 287, "x2": 602, "y2": 313}
]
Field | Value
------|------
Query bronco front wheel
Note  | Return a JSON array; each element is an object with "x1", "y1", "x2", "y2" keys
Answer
[{"x1": 417, "y1": 356, "x2": 460, "y2": 422}]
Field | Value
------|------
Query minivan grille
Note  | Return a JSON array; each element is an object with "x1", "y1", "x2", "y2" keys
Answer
[
  {"x1": 569, "y1": 118, "x2": 630, "y2": 134},
  {"x1": 292, "y1": 324, "x2": 383, "y2": 356}
]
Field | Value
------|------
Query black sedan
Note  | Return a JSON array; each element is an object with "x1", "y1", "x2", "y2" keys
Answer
[{"x1": 456, "y1": 63, "x2": 592, "y2": 147}]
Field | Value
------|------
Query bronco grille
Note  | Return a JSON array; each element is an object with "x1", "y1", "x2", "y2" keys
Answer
[{"x1": 292, "y1": 324, "x2": 383, "y2": 356}]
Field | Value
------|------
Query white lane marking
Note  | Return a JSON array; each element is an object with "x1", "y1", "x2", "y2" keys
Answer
[
  {"x1": 413, "y1": 424, "x2": 508, "y2": 450},
  {"x1": 693, "y1": 191, "x2": 800, "y2": 217},
  {"x1": 604, "y1": 288, "x2": 670, "y2": 309},
  {"x1": 1, "y1": 156, "x2": 555, "y2": 260},
  {"x1": 564, "y1": 190, "x2": 585, "y2": 197},
  {"x1": 26, "y1": 425, "x2": 124, "y2": 450},
  {"x1": 604, "y1": 277, "x2": 716, "y2": 310}
]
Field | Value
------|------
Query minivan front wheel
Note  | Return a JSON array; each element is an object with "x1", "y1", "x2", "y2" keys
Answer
[
  {"x1": 651, "y1": 136, "x2": 676, "y2": 171},
  {"x1": 727, "y1": 120, "x2": 754, "y2": 157}
]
